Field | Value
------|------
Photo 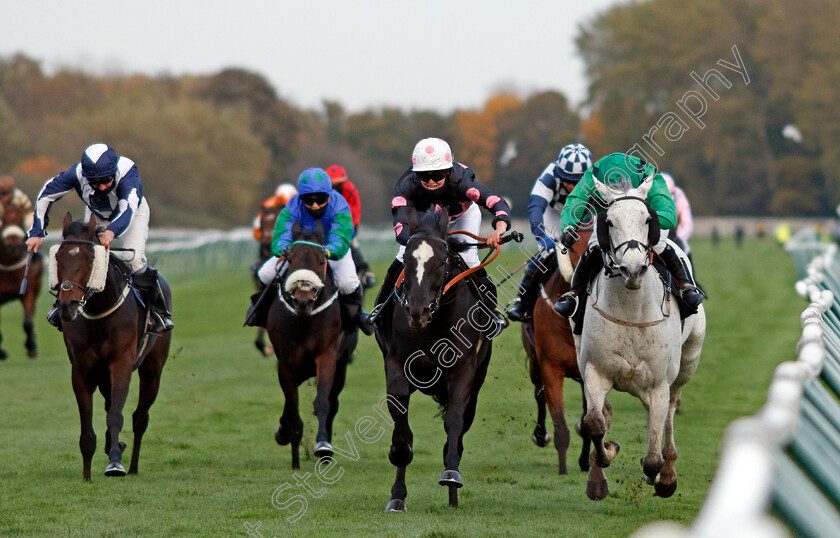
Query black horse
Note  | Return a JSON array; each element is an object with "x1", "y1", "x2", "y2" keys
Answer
[
  {"x1": 267, "y1": 222, "x2": 358, "y2": 468},
  {"x1": 52, "y1": 213, "x2": 172, "y2": 480},
  {"x1": 375, "y1": 208, "x2": 498, "y2": 511}
]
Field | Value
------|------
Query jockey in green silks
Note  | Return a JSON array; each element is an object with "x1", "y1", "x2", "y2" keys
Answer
[{"x1": 552, "y1": 152, "x2": 704, "y2": 317}]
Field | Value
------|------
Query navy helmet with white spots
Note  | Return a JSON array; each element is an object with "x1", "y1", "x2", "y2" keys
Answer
[
  {"x1": 81, "y1": 143, "x2": 119, "y2": 179},
  {"x1": 554, "y1": 143, "x2": 592, "y2": 183}
]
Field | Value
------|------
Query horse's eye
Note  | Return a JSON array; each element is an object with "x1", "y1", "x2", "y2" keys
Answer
[
  {"x1": 645, "y1": 217, "x2": 651, "y2": 224},
  {"x1": 606, "y1": 219, "x2": 613, "y2": 227}
]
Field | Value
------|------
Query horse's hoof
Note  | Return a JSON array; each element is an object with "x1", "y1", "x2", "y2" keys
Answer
[
  {"x1": 0, "y1": 349, "x2": 7, "y2": 360},
  {"x1": 439, "y1": 469, "x2": 463, "y2": 488},
  {"x1": 314, "y1": 441, "x2": 334, "y2": 458},
  {"x1": 586, "y1": 479, "x2": 609, "y2": 500},
  {"x1": 27, "y1": 348, "x2": 38, "y2": 359},
  {"x1": 531, "y1": 431, "x2": 551, "y2": 447},
  {"x1": 654, "y1": 479, "x2": 677, "y2": 498},
  {"x1": 104, "y1": 462, "x2": 127, "y2": 477},
  {"x1": 384, "y1": 499, "x2": 406, "y2": 512},
  {"x1": 275, "y1": 425, "x2": 291, "y2": 446}
]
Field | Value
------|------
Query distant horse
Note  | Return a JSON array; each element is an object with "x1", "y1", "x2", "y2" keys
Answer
[
  {"x1": 52, "y1": 213, "x2": 172, "y2": 480},
  {"x1": 521, "y1": 227, "x2": 594, "y2": 475},
  {"x1": 252, "y1": 203, "x2": 282, "y2": 356},
  {"x1": 576, "y1": 178, "x2": 705, "y2": 500},
  {"x1": 268, "y1": 221, "x2": 358, "y2": 469},
  {"x1": 375, "y1": 208, "x2": 497, "y2": 511},
  {"x1": 0, "y1": 205, "x2": 41, "y2": 359}
]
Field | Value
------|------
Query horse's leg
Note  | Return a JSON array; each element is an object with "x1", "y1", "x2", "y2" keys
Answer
[
  {"x1": 129, "y1": 345, "x2": 168, "y2": 475},
  {"x1": 582, "y1": 365, "x2": 619, "y2": 500},
  {"x1": 325, "y1": 356, "x2": 349, "y2": 443},
  {"x1": 529, "y1": 356, "x2": 550, "y2": 447},
  {"x1": 22, "y1": 291, "x2": 38, "y2": 358},
  {"x1": 439, "y1": 369, "x2": 477, "y2": 507},
  {"x1": 312, "y1": 348, "x2": 339, "y2": 457},
  {"x1": 540, "y1": 363, "x2": 570, "y2": 475},
  {"x1": 385, "y1": 359, "x2": 413, "y2": 513},
  {"x1": 276, "y1": 362, "x2": 304, "y2": 470},
  {"x1": 640, "y1": 382, "x2": 669, "y2": 486},
  {"x1": 655, "y1": 385, "x2": 681, "y2": 498},
  {"x1": 575, "y1": 384, "x2": 592, "y2": 472},
  {"x1": 71, "y1": 365, "x2": 97, "y2": 481},
  {"x1": 103, "y1": 356, "x2": 133, "y2": 477},
  {"x1": 0, "y1": 310, "x2": 6, "y2": 360},
  {"x1": 255, "y1": 328, "x2": 272, "y2": 356}
]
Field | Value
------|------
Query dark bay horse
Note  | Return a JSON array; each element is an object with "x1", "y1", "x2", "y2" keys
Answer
[
  {"x1": 521, "y1": 229, "x2": 596, "y2": 475},
  {"x1": 253, "y1": 203, "x2": 282, "y2": 356},
  {"x1": 52, "y1": 213, "x2": 172, "y2": 480},
  {"x1": 0, "y1": 205, "x2": 42, "y2": 359},
  {"x1": 374, "y1": 208, "x2": 498, "y2": 511},
  {"x1": 267, "y1": 222, "x2": 358, "y2": 469}
]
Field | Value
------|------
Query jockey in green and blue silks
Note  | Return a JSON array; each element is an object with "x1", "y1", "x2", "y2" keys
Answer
[
  {"x1": 553, "y1": 152, "x2": 704, "y2": 318},
  {"x1": 255, "y1": 167, "x2": 372, "y2": 335}
]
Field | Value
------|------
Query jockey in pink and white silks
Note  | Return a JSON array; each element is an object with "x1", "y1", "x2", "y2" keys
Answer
[
  {"x1": 25, "y1": 143, "x2": 173, "y2": 333},
  {"x1": 248, "y1": 167, "x2": 373, "y2": 335},
  {"x1": 552, "y1": 152, "x2": 704, "y2": 318},
  {"x1": 661, "y1": 172, "x2": 694, "y2": 256},
  {"x1": 368, "y1": 137, "x2": 512, "y2": 327}
]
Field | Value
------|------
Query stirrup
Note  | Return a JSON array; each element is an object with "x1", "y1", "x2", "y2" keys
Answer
[{"x1": 680, "y1": 284, "x2": 704, "y2": 308}]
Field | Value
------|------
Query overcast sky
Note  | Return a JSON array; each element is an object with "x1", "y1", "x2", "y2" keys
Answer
[{"x1": 1, "y1": 0, "x2": 622, "y2": 113}]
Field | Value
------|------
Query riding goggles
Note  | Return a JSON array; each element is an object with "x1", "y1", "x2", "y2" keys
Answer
[{"x1": 300, "y1": 193, "x2": 330, "y2": 207}]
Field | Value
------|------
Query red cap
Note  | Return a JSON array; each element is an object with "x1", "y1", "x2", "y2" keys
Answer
[{"x1": 325, "y1": 165, "x2": 348, "y2": 184}]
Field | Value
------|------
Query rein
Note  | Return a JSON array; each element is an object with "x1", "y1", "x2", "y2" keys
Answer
[{"x1": 53, "y1": 240, "x2": 132, "y2": 318}]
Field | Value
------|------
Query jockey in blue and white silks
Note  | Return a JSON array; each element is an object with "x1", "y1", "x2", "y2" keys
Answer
[
  {"x1": 506, "y1": 143, "x2": 593, "y2": 322},
  {"x1": 250, "y1": 167, "x2": 372, "y2": 335},
  {"x1": 26, "y1": 143, "x2": 173, "y2": 332}
]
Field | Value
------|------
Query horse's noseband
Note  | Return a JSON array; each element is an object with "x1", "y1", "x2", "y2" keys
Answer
[{"x1": 604, "y1": 196, "x2": 651, "y2": 270}]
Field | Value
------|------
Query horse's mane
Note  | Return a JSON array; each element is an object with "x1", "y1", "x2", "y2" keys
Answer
[{"x1": 410, "y1": 208, "x2": 466, "y2": 254}]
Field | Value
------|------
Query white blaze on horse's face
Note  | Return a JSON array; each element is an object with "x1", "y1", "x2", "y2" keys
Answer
[{"x1": 411, "y1": 240, "x2": 435, "y2": 285}]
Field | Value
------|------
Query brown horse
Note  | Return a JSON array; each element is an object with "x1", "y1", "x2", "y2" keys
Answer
[
  {"x1": 375, "y1": 208, "x2": 500, "y2": 511},
  {"x1": 0, "y1": 204, "x2": 42, "y2": 359},
  {"x1": 52, "y1": 213, "x2": 172, "y2": 480},
  {"x1": 268, "y1": 221, "x2": 357, "y2": 468},
  {"x1": 521, "y1": 229, "x2": 597, "y2": 474},
  {"x1": 252, "y1": 203, "x2": 282, "y2": 356}
]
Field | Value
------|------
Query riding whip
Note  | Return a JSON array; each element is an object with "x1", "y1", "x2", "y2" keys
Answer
[{"x1": 19, "y1": 250, "x2": 34, "y2": 296}]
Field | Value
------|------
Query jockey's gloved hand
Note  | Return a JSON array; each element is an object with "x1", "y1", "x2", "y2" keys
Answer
[
  {"x1": 326, "y1": 249, "x2": 336, "y2": 260},
  {"x1": 560, "y1": 227, "x2": 578, "y2": 250},
  {"x1": 536, "y1": 235, "x2": 555, "y2": 252}
]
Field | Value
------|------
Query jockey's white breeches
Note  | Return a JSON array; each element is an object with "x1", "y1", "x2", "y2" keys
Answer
[
  {"x1": 258, "y1": 249, "x2": 360, "y2": 295},
  {"x1": 540, "y1": 205, "x2": 564, "y2": 242},
  {"x1": 85, "y1": 198, "x2": 149, "y2": 273},
  {"x1": 395, "y1": 202, "x2": 481, "y2": 268}
]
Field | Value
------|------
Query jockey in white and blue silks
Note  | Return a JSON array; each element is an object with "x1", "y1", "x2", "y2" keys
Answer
[
  {"x1": 506, "y1": 143, "x2": 593, "y2": 322},
  {"x1": 251, "y1": 167, "x2": 372, "y2": 335},
  {"x1": 25, "y1": 143, "x2": 173, "y2": 332}
]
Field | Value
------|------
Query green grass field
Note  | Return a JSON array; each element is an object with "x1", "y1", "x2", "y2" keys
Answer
[{"x1": 0, "y1": 237, "x2": 805, "y2": 537}]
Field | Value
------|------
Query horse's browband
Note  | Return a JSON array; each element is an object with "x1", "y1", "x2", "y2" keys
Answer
[{"x1": 609, "y1": 195, "x2": 648, "y2": 207}]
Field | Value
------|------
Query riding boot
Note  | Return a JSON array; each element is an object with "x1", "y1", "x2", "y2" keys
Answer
[
  {"x1": 658, "y1": 243, "x2": 704, "y2": 310},
  {"x1": 553, "y1": 246, "x2": 601, "y2": 317},
  {"x1": 368, "y1": 258, "x2": 404, "y2": 327},
  {"x1": 506, "y1": 266, "x2": 539, "y2": 322},
  {"x1": 245, "y1": 281, "x2": 277, "y2": 328},
  {"x1": 340, "y1": 286, "x2": 374, "y2": 336},
  {"x1": 47, "y1": 300, "x2": 62, "y2": 332},
  {"x1": 474, "y1": 268, "x2": 507, "y2": 337},
  {"x1": 151, "y1": 277, "x2": 175, "y2": 332}
]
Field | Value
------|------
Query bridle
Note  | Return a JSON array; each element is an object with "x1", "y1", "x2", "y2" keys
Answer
[
  {"x1": 396, "y1": 234, "x2": 454, "y2": 317},
  {"x1": 279, "y1": 240, "x2": 337, "y2": 314},
  {"x1": 602, "y1": 195, "x2": 652, "y2": 271},
  {"x1": 52, "y1": 239, "x2": 131, "y2": 318}
]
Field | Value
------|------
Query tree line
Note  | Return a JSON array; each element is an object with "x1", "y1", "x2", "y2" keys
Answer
[{"x1": 0, "y1": 0, "x2": 836, "y2": 228}]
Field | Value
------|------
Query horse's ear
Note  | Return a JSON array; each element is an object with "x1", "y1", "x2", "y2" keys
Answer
[
  {"x1": 314, "y1": 221, "x2": 324, "y2": 243},
  {"x1": 62, "y1": 212, "x2": 73, "y2": 237},
  {"x1": 593, "y1": 177, "x2": 612, "y2": 203},
  {"x1": 407, "y1": 207, "x2": 420, "y2": 234},
  {"x1": 87, "y1": 214, "x2": 97, "y2": 241},
  {"x1": 436, "y1": 208, "x2": 449, "y2": 237},
  {"x1": 637, "y1": 172, "x2": 655, "y2": 198},
  {"x1": 291, "y1": 221, "x2": 301, "y2": 239}
]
